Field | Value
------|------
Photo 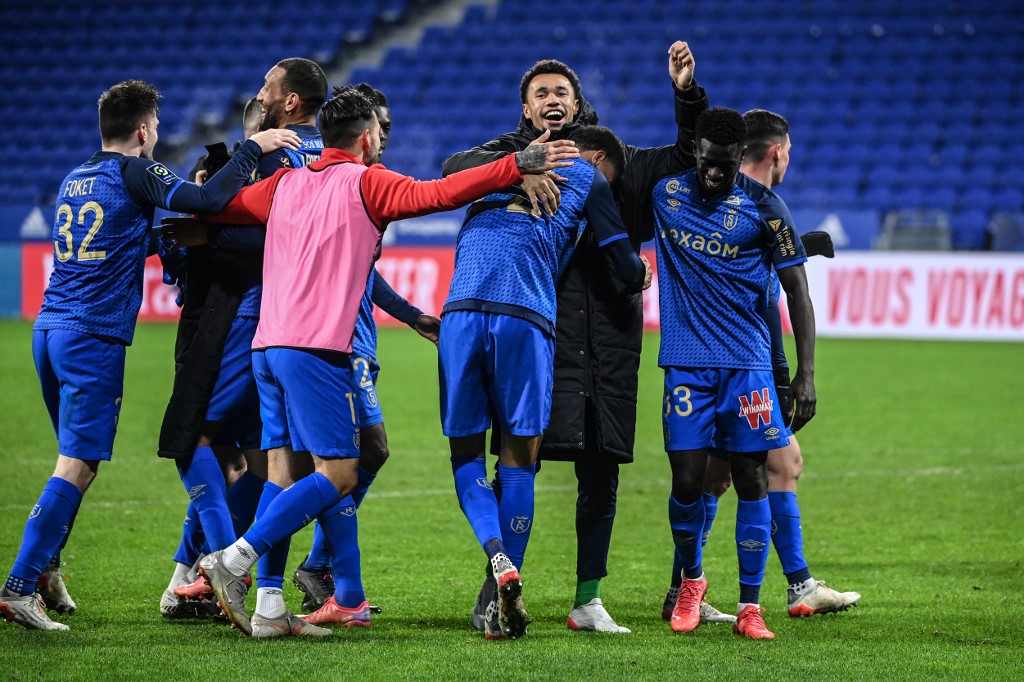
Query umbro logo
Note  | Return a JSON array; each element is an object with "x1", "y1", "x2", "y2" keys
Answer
[
  {"x1": 476, "y1": 477, "x2": 493, "y2": 490},
  {"x1": 187, "y1": 484, "x2": 207, "y2": 501},
  {"x1": 739, "y1": 539, "x2": 766, "y2": 550}
]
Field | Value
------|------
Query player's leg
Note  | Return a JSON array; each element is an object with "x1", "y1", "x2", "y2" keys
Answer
[
  {"x1": 166, "y1": 320, "x2": 264, "y2": 611},
  {"x1": 767, "y1": 436, "x2": 861, "y2": 616},
  {"x1": 439, "y1": 311, "x2": 526, "y2": 639},
  {"x1": 296, "y1": 355, "x2": 386, "y2": 615},
  {"x1": 488, "y1": 314, "x2": 557, "y2": 639},
  {"x1": 440, "y1": 312, "x2": 508, "y2": 562},
  {"x1": 663, "y1": 451, "x2": 735, "y2": 624},
  {"x1": 300, "y1": 390, "x2": 386, "y2": 624},
  {"x1": 1, "y1": 330, "x2": 123, "y2": 630},
  {"x1": 718, "y1": 369, "x2": 789, "y2": 639},
  {"x1": 201, "y1": 348, "x2": 351, "y2": 636},
  {"x1": 567, "y1": 445, "x2": 630, "y2": 633},
  {"x1": 662, "y1": 367, "x2": 717, "y2": 633},
  {"x1": 176, "y1": 316, "x2": 262, "y2": 557}
]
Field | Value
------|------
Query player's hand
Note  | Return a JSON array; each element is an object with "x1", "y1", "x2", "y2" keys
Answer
[
  {"x1": 668, "y1": 40, "x2": 696, "y2": 90},
  {"x1": 249, "y1": 128, "x2": 302, "y2": 154},
  {"x1": 413, "y1": 314, "x2": 441, "y2": 345},
  {"x1": 161, "y1": 216, "x2": 210, "y2": 249},
  {"x1": 520, "y1": 173, "x2": 564, "y2": 217},
  {"x1": 788, "y1": 371, "x2": 816, "y2": 432},
  {"x1": 194, "y1": 169, "x2": 209, "y2": 186},
  {"x1": 640, "y1": 254, "x2": 654, "y2": 290},
  {"x1": 515, "y1": 129, "x2": 579, "y2": 175}
]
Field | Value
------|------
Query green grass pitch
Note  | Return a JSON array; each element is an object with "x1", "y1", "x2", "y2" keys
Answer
[{"x1": 0, "y1": 320, "x2": 1021, "y2": 680}]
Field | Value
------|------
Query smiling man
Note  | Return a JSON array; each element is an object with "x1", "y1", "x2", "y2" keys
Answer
[{"x1": 652, "y1": 107, "x2": 814, "y2": 640}]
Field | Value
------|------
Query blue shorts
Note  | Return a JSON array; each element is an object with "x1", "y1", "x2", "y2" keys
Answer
[
  {"x1": 33, "y1": 329, "x2": 126, "y2": 461},
  {"x1": 206, "y1": 316, "x2": 262, "y2": 450},
  {"x1": 662, "y1": 367, "x2": 790, "y2": 454},
  {"x1": 350, "y1": 354, "x2": 383, "y2": 429},
  {"x1": 252, "y1": 347, "x2": 360, "y2": 459},
  {"x1": 438, "y1": 311, "x2": 553, "y2": 438}
]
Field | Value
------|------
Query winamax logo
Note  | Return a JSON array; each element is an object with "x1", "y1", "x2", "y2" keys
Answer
[{"x1": 738, "y1": 389, "x2": 773, "y2": 429}]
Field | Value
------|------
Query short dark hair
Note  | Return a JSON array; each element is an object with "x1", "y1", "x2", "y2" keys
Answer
[
  {"x1": 695, "y1": 107, "x2": 746, "y2": 148},
  {"x1": 573, "y1": 125, "x2": 626, "y2": 178},
  {"x1": 320, "y1": 87, "x2": 377, "y2": 149},
  {"x1": 519, "y1": 59, "x2": 582, "y2": 104},
  {"x1": 353, "y1": 82, "x2": 389, "y2": 110},
  {"x1": 743, "y1": 109, "x2": 789, "y2": 163},
  {"x1": 242, "y1": 96, "x2": 263, "y2": 134},
  {"x1": 276, "y1": 58, "x2": 328, "y2": 118},
  {"x1": 98, "y1": 80, "x2": 161, "y2": 142}
]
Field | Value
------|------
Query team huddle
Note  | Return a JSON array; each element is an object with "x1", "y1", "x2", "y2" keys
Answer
[{"x1": 0, "y1": 41, "x2": 859, "y2": 640}]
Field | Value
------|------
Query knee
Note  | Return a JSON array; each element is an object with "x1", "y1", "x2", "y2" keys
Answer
[
  {"x1": 731, "y1": 456, "x2": 768, "y2": 501},
  {"x1": 360, "y1": 428, "x2": 390, "y2": 474}
]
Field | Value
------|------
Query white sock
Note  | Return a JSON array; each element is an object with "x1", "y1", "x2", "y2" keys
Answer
[
  {"x1": 167, "y1": 562, "x2": 191, "y2": 590},
  {"x1": 220, "y1": 539, "x2": 259, "y2": 576},
  {"x1": 737, "y1": 602, "x2": 760, "y2": 613},
  {"x1": 256, "y1": 587, "x2": 286, "y2": 618}
]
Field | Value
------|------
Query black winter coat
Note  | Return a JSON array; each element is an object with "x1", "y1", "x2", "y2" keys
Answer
[{"x1": 442, "y1": 84, "x2": 708, "y2": 462}]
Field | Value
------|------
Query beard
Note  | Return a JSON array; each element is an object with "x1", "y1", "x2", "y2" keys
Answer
[{"x1": 261, "y1": 103, "x2": 283, "y2": 131}]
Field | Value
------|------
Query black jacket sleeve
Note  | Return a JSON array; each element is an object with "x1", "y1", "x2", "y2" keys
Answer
[
  {"x1": 442, "y1": 133, "x2": 525, "y2": 176},
  {"x1": 617, "y1": 82, "x2": 708, "y2": 245}
]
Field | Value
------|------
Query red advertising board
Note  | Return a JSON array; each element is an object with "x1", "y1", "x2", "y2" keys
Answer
[{"x1": 20, "y1": 244, "x2": 1024, "y2": 341}]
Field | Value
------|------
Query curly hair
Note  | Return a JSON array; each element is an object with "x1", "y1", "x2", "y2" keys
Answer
[
  {"x1": 694, "y1": 107, "x2": 746, "y2": 148},
  {"x1": 519, "y1": 59, "x2": 582, "y2": 104},
  {"x1": 573, "y1": 125, "x2": 626, "y2": 178},
  {"x1": 98, "y1": 80, "x2": 161, "y2": 142}
]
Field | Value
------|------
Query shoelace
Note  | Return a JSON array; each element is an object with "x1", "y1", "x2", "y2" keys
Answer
[{"x1": 675, "y1": 582, "x2": 704, "y2": 613}]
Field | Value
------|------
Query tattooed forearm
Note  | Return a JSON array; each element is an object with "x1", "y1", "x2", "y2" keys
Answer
[{"x1": 515, "y1": 145, "x2": 549, "y2": 173}]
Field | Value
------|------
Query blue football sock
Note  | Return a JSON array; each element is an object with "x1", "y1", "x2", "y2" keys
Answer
[
  {"x1": 226, "y1": 471, "x2": 265, "y2": 538},
  {"x1": 6, "y1": 477, "x2": 83, "y2": 596},
  {"x1": 245, "y1": 473, "x2": 339, "y2": 557},
  {"x1": 351, "y1": 465, "x2": 377, "y2": 508},
  {"x1": 670, "y1": 548, "x2": 684, "y2": 588},
  {"x1": 252, "y1": 481, "x2": 290, "y2": 590},
  {"x1": 172, "y1": 501, "x2": 207, "y2": 566},
  {"x1": 252, "y1": 481, "x2": 285, "y2": 589},
  {"x1": 736, "y1": 497, "x2": 772, "y2": 603},
  {"x1": 306, "y1": 523, "x2": 331, "y2": 571},
  {"x1": 701, "y1": 492, "x2": 719, "y2": 546},
  {"x1": 319, "y1": 495, "x2": 366, "y2": 608},
  {"x1": 768, "y1": 491, "x2": 812, "y2": 584},
  {"x1": 177, "y1": 446, "x2": 234, "y2": 551},
  {"x1": 668, "y1": 494, "x2": 704, "y2": 580},
  {"x1": 496, "y1": 463, "x2": 537, "y2": 570},
  {"x1": 451, "y1": 456, "x2": 504, "y2": 559},
  {"x1": 49, "y1": 500, "x2": 81, "y2": 568}
]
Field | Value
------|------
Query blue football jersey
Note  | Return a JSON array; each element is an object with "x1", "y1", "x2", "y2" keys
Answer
[
  {"x1": 443, "y1": 158, "x2": 629, "y2": 335},
  {"x1": 653, "y1": 171, "x2": 807, "y2": 370},
  {"x1": 35, "y1": 143, "x2": 261, "y2": 344},
  {"x1": 235, "y1": 124, "x2": 325, "y2": 319},
  {"x1": 352, "y1": 269, "x2": 377, "y2": 358}
]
